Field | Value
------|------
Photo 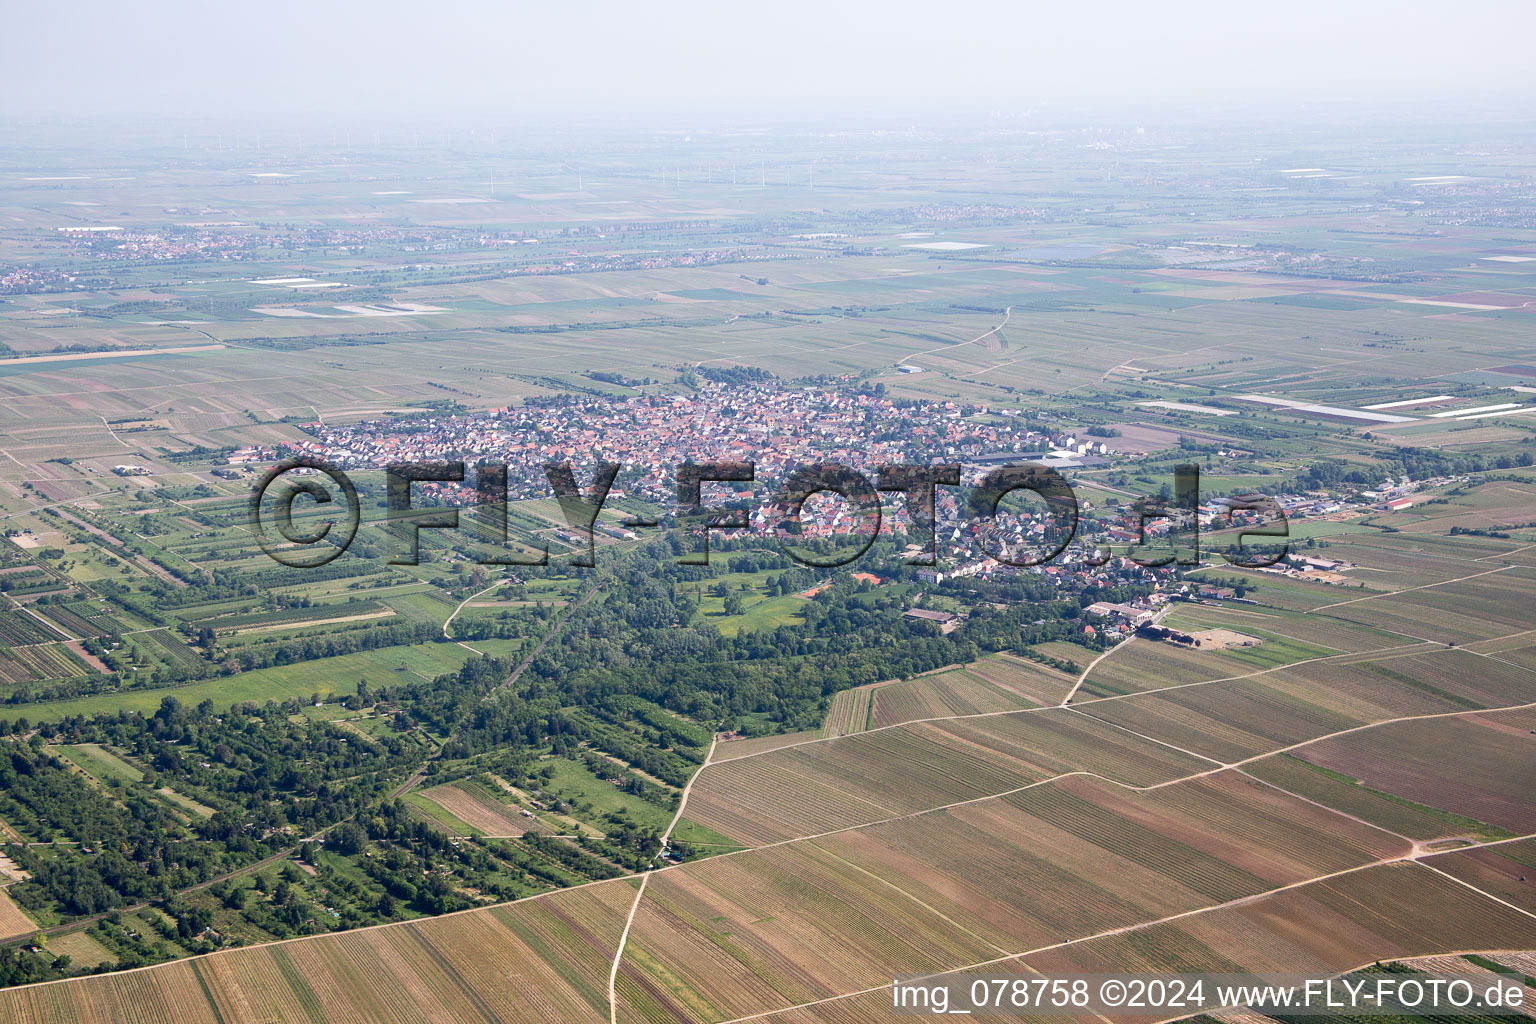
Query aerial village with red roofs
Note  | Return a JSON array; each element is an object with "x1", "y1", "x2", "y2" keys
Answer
[{"x1": 214, "y1": 378, "x2": 1465, "y2": 646}]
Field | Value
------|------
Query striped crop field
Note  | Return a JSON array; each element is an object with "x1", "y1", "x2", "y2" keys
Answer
[
  {"x1": 798, "y1": 769, "x2": 1404, "y2": 952},
  {"x1": 0, "y1": 644, "x2": 89, "y2": 684},
  {"x1": 1425, "y1": 838, "x2": 1536, "y2": 915},
  {"x1": 1289, "y1": 707, "x2": 1536, "y2": 834},
  {"x1": 616, "y1": 841, "x2": 998, "y2": 1024},
  {"x1": 1318, "y1": 566, "x2": 1536, "y2": 645},
  {"x1": 0, "y1": 709, "x2": 1532, "y2": 1023},
  {"x1": 821, "y1": 685, "x2": 874, "y2": 737},
  {"x1": 712, "y1": 729, "x2": 820, "y2": 760},
  {"x1": 684, "y1": 709, "x2": 1212, "y2": 845},
  {"x1": 417, "y1": 778, "x2": 536, "y2": 836},
  {"x1": 1078, "y1": 645, "x2": 1536, "y2": 763},
  {"x1": 825, "y1": 654, "x2": 1082, "y2": 737},
  {"x1": 867, "y1": 656, "x2": 1070, "y2": 728},
  {"x1": 0, "y1": 877, "x2": 638, "y2": 1024},
  {"x1": 1077, "y1": 639, "x2": 1246, "y2": 698},
  {"x1": 1017, "y1": 862, "x2": 1536, "y2": 978},
  {"x1": 0, "y1": 890, "x2": 35, "y2": 944}
]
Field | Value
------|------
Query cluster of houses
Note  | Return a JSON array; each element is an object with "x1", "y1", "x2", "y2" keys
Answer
[
  {"x1": 1235, "y1": 551, "x2": 1357, "y2": 585},
  {"x1": 1360, "y1": 475, "x2": 1457, "y2": 512},
  {"x1": 259, "y1": 382, "x2": 1466, "y2": 588},
  {"x1": 226, "y1": 446, "x2": 278, "y2": 467},
  {"x1": 1080, "y1": 593, "x2": 1170, "y2": 641},
  {"x1": 283, "y1": 382, "x2": 1129, "y2": 541},
  {"x1": 1084, "y1": 599, "x2": 1159, "y2": 628}
]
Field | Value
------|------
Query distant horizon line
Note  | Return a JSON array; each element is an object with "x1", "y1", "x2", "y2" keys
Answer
[{"x1": 5, "y1": 103, "x2": 1536, "y2": 144}]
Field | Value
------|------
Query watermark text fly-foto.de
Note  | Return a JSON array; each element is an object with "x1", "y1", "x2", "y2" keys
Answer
[{"x1": 889, "y1": 973, "x2": 1529, "y2": 1016}]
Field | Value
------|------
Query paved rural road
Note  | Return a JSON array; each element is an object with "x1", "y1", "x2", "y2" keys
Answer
[
  {"x1": 442, "y1": 577, "x2": 519, "y2": 654},
  {"x1": 441, "y1": 578, "x2": 514, "y2": 642},
  {"x1": 911, "y1": 305, "x2": 1011, "y2": 362},
  {"x1": 609, "y1": 733, "x2": 719, "y2": 1024}
]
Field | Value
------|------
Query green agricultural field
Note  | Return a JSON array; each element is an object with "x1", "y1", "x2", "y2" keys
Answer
[
  {"x1": 403, "y1": 791, "x2": 479, "y2": 835},
  {"x1": 0, "y1": 642, "x2": 480, "y2": 723},
  {"x1": 530, "y1": 756, "x2": 678, "y2": 834},
  {"x1": 689, "y1": 568, "x2": 809, "y2": 635},
  {"x1": 155, "y1": 786, "x2": 216, "y2": 818},
  {"x1": 56, "y1": 743, "x2": 144, "y2": 784}
]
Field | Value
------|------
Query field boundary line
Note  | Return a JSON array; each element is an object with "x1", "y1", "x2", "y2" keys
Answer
[
  {"x1": 803, "y1": 840, "x2": 1012, "y2": 956},
  {"x1": 609, "y1": 875, "x2": 650, "y2": 1024},
  {"x1": 1464, "y1": 627, "x2": 1536, "y2": 651},
  {"x1": 441, "y1": 578, "x2": 512, "y2": 641},
  {"x1": 98, "y1": 416, "x2": 132, "y2": 450},
  {"x1": 1479, "y1": 540, "x2": 1536, "y2": 562},
  {"x1": 442, "y1": 577, "x2": 516, "y2": 654},
  {"x1": 610, "y1": 733, "x2": 717, "y2": 1024},
  {"x1": 705, "y1": 836, "x2": 1536, "y2": 1024},
  {"x1": 1136, "y1": 699, "x2": 1536, "y2": 791},
  {"x1": 1063, "y1": 706, "x2": 1226, "y2": 766},
  {"x1": 910, "y1": 305, "x2": 1012, "y2": 362},
  {"x1": 709, "y1": 637, "x2": 1443, "y2": 768},
  {"x1": 717, "y1": 698, "x2": 1536, "y2": 858},
  {"x1": 1061, "y1": 635, "x2": 1135, "y2": 705},
  {"x1": 1308, "y1": 564, "x2": 1513, "y2": 611},
  {"x1": 1417, "y1": 861, "x2": 1536, "y2": 924},
  {"x1": 11, "y1": 705, "x2": 1535, "y2": 1003},
  {"x1": 1233, "y1": 768, "x2": 1417, "y2": 846}
]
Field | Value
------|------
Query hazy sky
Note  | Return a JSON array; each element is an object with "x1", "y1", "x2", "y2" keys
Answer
[{"x1": 7, "y1": 0, "x2": 1535, "y2": 122}]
